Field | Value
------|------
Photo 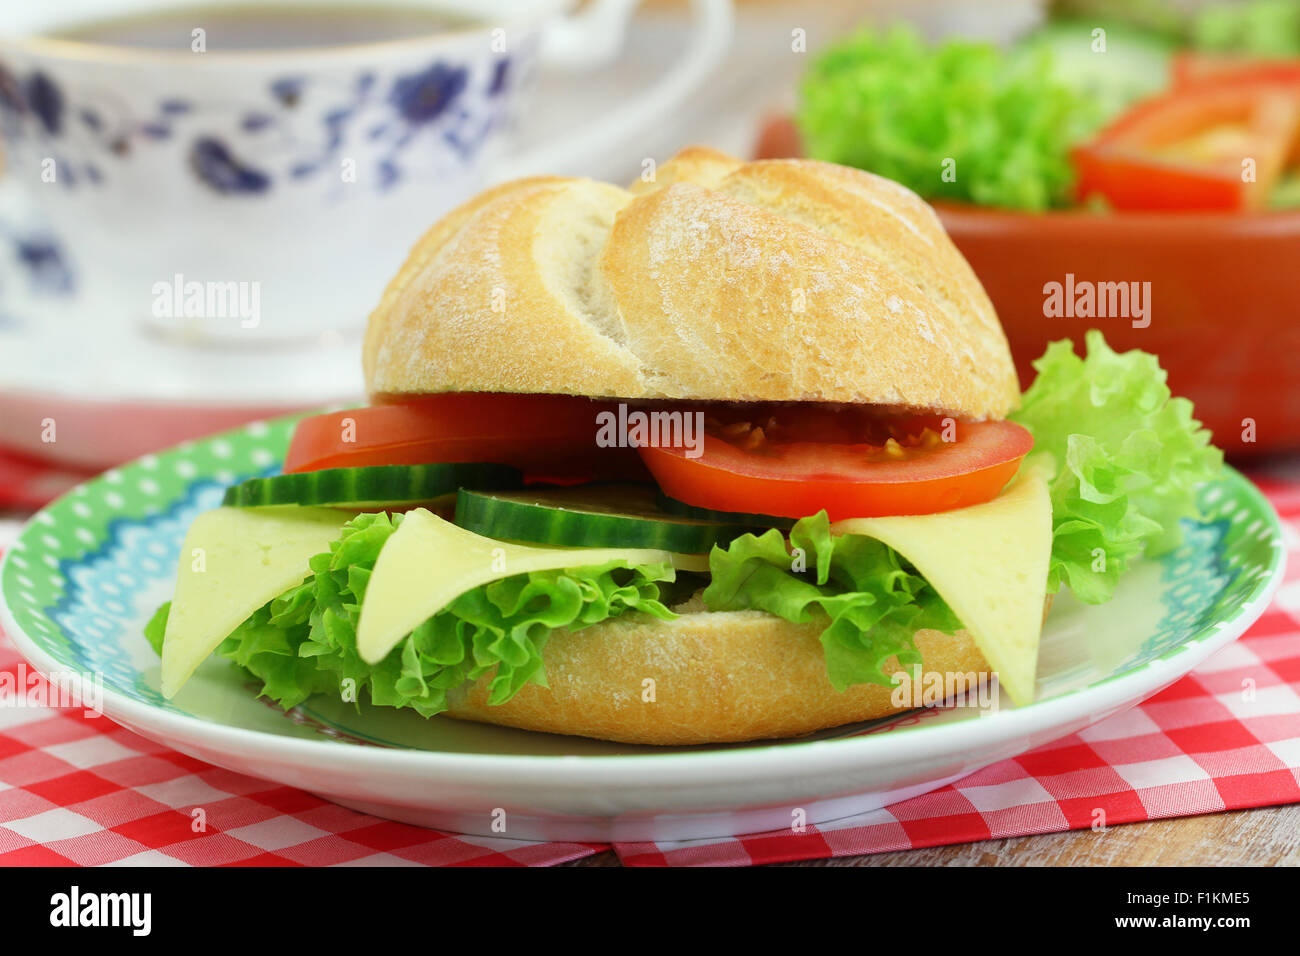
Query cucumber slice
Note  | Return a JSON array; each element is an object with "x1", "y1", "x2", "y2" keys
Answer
[
  {"x1": 655, "y1": 492, "x2": 794, "y2": 531},
  {"x1": 223, "y1": 463, "x2": 522, "y2": 509},
  {"x1": 1017, "y1": 19, "x2": 1174, "y2": 121},
  {"x1": 455, "y1": 483, "x2": 760, "y2": 552}
]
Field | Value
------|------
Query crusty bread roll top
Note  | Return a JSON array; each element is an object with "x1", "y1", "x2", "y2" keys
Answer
[{"x1": 363, "y1": 147, "x2": 1019, "y2": 421}]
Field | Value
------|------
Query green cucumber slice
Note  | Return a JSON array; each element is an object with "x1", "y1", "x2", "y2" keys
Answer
[
  {"x1": 223, "y1": 463, "x2": 522, "y2": 509},
  {"x1": 455, "y1": 483, "x2": 760, "y2": 552},
  {"x1": 1017, "y1": 19, "x2": 1175, "y2": 122},
  {"x1": 654, "y1": 492, "x2": 794, "y2": 531}
]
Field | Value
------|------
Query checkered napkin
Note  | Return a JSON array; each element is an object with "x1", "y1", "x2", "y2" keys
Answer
[
  {"x1": 1, "y1": 462, "x2": 1298, "y2": 866},
  {"x1": 0, "y1": 447, "x2": 94, "y2": 513}
]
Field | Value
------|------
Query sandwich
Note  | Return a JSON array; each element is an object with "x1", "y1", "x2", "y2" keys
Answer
[{"x1": 145, "y1": 147, "x2": 1223, "y2": 745}]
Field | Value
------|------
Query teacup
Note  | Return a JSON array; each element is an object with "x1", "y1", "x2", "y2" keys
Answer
[{"x1": 0, "y1": 0, "x2": 732, "y2": 346}]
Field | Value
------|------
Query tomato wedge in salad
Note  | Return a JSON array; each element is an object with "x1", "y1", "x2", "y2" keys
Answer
[
  {"x1": 639, "y1": 415, "x2": 1034, "y2": 521},
  {"x1": 283, "y1": 393, "x2": 645, "y2": 483},
  {"x1": 1072, "y1": 72, "x2": 1300, "y2": 211}
]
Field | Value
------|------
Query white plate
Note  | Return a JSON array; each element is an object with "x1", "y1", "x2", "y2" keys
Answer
[{"x1": 0, "y1": 417, "x2": 1286, "y2": 842}]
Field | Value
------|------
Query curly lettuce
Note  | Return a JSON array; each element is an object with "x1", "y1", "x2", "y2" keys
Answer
[
  {"x1": 1010, "y1": 330, "x2": 1223, "y2": 604},
  {"x1": 702, "y1": 512, "x2": 960, "y2": 691},
  {"x1": 147, "y1": 512, "x2": 680, "y2": 717},
  {"x1": 796, "y1": 25, "x2": 1101, "y2": 210},
  {"x1": 1193, "y1": 0, "x2": 1300, "y2": 57}
]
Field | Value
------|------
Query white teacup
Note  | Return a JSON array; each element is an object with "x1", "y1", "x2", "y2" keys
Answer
[{"x1": 0, "y1": 0, "x2": 732, "y2": 345}]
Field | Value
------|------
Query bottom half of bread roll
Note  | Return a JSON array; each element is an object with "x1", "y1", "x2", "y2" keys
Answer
[{"x1": 444, "y1": 604, "x2": 994, "y2": 746}]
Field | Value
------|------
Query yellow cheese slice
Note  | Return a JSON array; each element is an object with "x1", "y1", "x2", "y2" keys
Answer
[
  {"x1": 492, "y1": 539, "x2": 709, "y2": 574},
  {"x1": 357, "y1": 508, "x2": 675, "y2": 664},
  {"x1": 831, "y1": 475, "x2": 1052, "y2": 705},
  {"x1": 160, "y1": 506, "x2": 351, "y2": 698},
  {"x1": 669, "y1": 551, "x2": 710, "y2": 573}
]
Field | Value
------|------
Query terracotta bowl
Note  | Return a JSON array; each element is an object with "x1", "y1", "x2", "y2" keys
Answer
[
  {"x1": 754, "y1": 114, "x2": 1300, "y2": 457},
  {"x1": 936, "y1": 205, "x2": 1300, "y2": 456}
]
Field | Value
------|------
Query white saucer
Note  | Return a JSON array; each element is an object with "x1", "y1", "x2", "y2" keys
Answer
[{"x1": 0, "y1": 278, "x2": 363, "y2": 467}]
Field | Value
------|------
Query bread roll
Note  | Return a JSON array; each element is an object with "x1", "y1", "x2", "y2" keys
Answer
[
  {"x1": 363, "y1": 147, "x2": 1019, "y2": 420},
  {"x1": 367, "y1": 148, "x2": 1020, "y2": 744},
  {"x1": 444, "y1": 608, "x2": 993, "y2": 746}
]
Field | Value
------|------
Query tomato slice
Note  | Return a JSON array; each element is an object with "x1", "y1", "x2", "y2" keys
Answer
[
  {"x1": 1170, "y1": 55, "x2": 1300, "y2": 167},
  {"x1": 1072, "y1": 74, "x2": 1300, "y2": 211},
  {"x1": 1072, "y1": 148, "x2": 1251, "y2": 210},
  {"x1": 753, "y1": 112, "x2": 804, "y2": 161},
  {"x1": 283, "y1": 393, "x2": 645, "y2": 482},
  {"x1": 638, "y1": 418, "x2": 1034, "y2": 521}
]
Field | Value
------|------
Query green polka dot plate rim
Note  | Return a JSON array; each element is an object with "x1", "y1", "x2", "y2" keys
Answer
[
  {"x1": 0, "y1": 414, "x2": 1286, "y2": 842},
  {"x1": 1, "y1": 417, "x2": 295, "y2": 710}
]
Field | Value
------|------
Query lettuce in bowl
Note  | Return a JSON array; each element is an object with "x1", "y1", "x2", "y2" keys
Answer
[{"x1": 797, "y1": 25, "x2": 1102, "y2": 210}]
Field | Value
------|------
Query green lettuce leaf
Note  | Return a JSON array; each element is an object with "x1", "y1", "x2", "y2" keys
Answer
[
  {"x1": 1010, "y1": 330, "x2": 1223, "y2": 603},
  {"x1": 151, "y1": 511, "x2": 679, "y2": 717},
  {"x1": 1193, "y1": 0, "x2": 1300, "y2": 57},
  {"x1": 1271, "y1": 172, "x2": 1300, "y2": 210},
  {"x1": 144, "y1": 602, "x2": 169, "y2": 656},
  {"x1": 796, "y1": 25, "x2": 1102, "y2": 210},
  {"x1": 702, "y1": 512, "x2": 961, "y2": 691}
]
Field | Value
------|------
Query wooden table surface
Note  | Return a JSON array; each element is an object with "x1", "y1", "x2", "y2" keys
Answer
[{"x1": 562, "y1": 803, "x2": 1300, "y2": 865}]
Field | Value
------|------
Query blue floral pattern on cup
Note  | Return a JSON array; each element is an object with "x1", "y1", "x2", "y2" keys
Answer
[
  {"x1": 0, "y1": 54, "x2": 514, "y2": 197},
  {"x1": 0, "y1": 20, "x2": 545, "y2": 343},
  {"x1": 0, "y1": 221, "x2": 75, "y2": 328}
]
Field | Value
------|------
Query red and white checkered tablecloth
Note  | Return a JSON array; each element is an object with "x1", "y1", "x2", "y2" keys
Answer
[{"x1": 2, "y1": 451, "x2": 1299, "y2": 866}]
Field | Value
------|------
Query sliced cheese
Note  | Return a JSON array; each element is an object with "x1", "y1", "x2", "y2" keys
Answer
[
  {"x1": 669, "y1": 551, "x2": 710, "y2": 573},
  {"x1": 160, "y1": 506, "x2": 351, "y2": 698},
  {"x1": 494, "y1": 539, "x2": 709, "y2": 574},
  {"x1": 357, "y1": 508, "x2": 675, "y2": 663},
  {"x1": 831, "y1": 475, "x2": 1052, "y2": 706}
]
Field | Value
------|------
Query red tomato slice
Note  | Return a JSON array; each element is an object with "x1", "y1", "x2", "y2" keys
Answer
[
  {"x1": 638, "y1": 419, "x2": 1033, "y2": 521},
  {"x1": 754, "y1": 113, "x2": 804, "y2": 160},
  {"x1": 284, "y1": 393, "x2": 645, "y2": 482},
  {"x1": 1072, "y1": 75, "x2": 1300, "y2": 211},
  {"x1": 1072, "y1": 148, "x2": 1250, "y2": 210}
]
